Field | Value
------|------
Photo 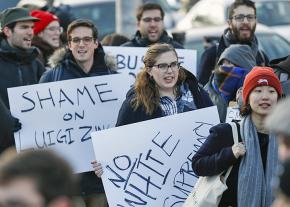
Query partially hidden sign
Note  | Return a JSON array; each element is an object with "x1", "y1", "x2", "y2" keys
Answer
[{"x1": 8, "y1": 73, "x2": 131, "y2": 173}]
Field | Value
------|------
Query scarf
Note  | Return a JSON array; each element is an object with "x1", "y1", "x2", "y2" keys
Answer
[
  {"x1": 212, "y1": 66, "x2": 250, "y2": 102},
  {"x1": 238, "y1": 115, "x2": 278, "y2": 207}
]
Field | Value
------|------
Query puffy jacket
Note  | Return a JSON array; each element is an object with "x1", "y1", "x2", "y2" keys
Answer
[{"x1": 121, "y1": 31, "x2": 184, "y2": 49}]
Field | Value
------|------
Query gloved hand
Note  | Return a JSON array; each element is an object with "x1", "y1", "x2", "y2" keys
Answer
[{"x1": 12, "y1": 117, "x2": 22, "y2": 132}]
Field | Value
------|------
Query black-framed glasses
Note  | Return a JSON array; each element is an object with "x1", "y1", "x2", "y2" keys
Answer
[
  {"x1": 152, "y1": 61, "x2": 180, "y2": 72},
  {"x1": 142, "y1": 17, "x2": 163, "y2": 23},
  {"x1": 45, "y1": 26, "x2": 63, "y2": 33},
  {"x1": 231, "y1": 14, "x2": 256, "y2": 22},
  {"x1": 69, "y1": 36, "x2": 94, "y2": 45}
]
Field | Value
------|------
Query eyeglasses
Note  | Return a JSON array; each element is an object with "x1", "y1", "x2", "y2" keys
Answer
[
  {"x1": 142, "y1": 17, "x2": 163, "y2": 23},
  {"x1": 231, "y1": 14, "x2": 256, "y2": 22},
  {"x1": 69, "y1": 36, "x2": 94, "y2": 45},
  {"x1": 152, "y1": 61, "x2": 180, "y2": 72},
  {"x1": 45, "y1": 26, "x2": 63, "y2": 33}
]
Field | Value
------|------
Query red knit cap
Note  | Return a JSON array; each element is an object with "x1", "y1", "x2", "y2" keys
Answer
[
  {"x1": 30, "y1": 10, "x2": 59, "y2": 35},
  {"x1": 243, "y1": 66, "x2": 283, "y2": 104}
]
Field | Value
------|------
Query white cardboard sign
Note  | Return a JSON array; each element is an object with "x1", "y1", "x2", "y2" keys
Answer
[
  {"x1": 92, "y1": 106, "x2": 219, "y2": 207},
  {"x1": 8, "y1": 74, "x2": 131, "y2": 173}
]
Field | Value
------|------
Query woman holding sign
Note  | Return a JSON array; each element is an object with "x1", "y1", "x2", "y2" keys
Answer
[
  {"x1": 115, "y1": 43, "x2": 213, "y2": 126},
  {"x1": 191, "y1": 67, "x2": 283, "y2": 207},
  {"x1": 92, "y1": 43, "x2": 213, "y2": 176}
]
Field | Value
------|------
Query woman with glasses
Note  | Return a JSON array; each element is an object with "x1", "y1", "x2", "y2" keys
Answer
[
  {"x1": 92, "y1": 43, "x2": 212, "y2": 178},
  {"x1": 30, "y1": 10, "x2": 63, "y2": 68},
  {"x1": 115, "y1": 43, "x2": 213, "y2": 126}
]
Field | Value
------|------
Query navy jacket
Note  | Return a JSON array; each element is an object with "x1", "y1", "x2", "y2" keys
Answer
[
  {"x1": 116, "y1": 69, "x2": 213, "y2": 126},
  {"x1": 121, "y1": 31, "x2": 184, "y2": 49}
]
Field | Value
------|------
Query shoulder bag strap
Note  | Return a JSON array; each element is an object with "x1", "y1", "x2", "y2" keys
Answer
[{"x1": 223, "y1": 122, "x2": 239, "y2": 180}]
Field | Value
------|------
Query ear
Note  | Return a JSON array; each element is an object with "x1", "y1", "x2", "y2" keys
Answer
[
  {"x1": 227, "y1": 19, "x2": 232, "y2": 29},
  {"x1": 38, "y1": 31, "x2": 44, "y2": 38},
  {"x1": 94, "y1": 39, "x2": 99, "y2": 49},
  {"x1": 47, "y1": 197, "x2": 71, "y2": 207},
  {"x1": 3, "y1": 26, "x2": 12, "y2": 38},
  {"x1": 146, "y1": 67, "x2": 152, "y2": 76}
]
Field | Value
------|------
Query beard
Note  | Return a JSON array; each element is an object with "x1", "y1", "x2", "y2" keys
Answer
[{"x1": 231, "y1": 24, "x2": 256, "y2": 44}]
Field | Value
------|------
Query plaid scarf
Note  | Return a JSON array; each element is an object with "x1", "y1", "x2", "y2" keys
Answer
[{"x1": 213, "y1": 66, "x2": 250, "y2": 102}]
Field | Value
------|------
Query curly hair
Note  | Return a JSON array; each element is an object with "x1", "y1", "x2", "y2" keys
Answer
[{"x1": 131, "y1": 43, "x2": 186, "y2": 115}]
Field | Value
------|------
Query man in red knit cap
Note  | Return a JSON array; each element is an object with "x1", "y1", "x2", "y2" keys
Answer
[{"x1": 31, "y1": 10, "x2": 62, "y2": 67}]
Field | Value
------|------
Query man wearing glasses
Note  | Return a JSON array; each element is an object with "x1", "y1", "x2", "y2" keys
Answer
[
  {"x1": 30, "y1": 10, "x2": 63, "y2": 67},
  {"x1": 121, "y1": 3, "x2": 183, "y2": 48},
  {"x1": 198, "y1": 0, "x2": 268, "y2": 86},
  {"x1": 39, "y1": 19, "x2": 115, "y2": 207}
]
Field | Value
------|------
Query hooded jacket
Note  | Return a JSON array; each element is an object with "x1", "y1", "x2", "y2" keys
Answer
[
  {"x1": 121, "y1": 30, "x2": 184, "y2": 49},
  {"x1": 198, "y1": 28, "x2": 268, "y2": 86},
  {"x1": 116, "y1": 68, "x2": 213, "y2": 126},
  {"x1": 0, "y1": 35, "x2": 45, "y2": 108}
]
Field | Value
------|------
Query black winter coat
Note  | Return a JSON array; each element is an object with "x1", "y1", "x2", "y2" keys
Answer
[
  {"x1": 116, "y1": 69, "x2": 213, "y2": 126},
  {"x1": 0, "y1": 37, "x2": 45, "y2": 108},
  {"x1": 121, "y1": 31, "x2": 184, "y2": 49},
  {"x1": 39, "y1": 44, "x2": 115, "y2": 196}
]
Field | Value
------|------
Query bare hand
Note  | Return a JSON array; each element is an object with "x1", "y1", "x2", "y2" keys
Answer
[
  {"x1": 232, "y1": 142, "x2": 246, "y2": 159},
  {"x1": 91, "y1": 160, "x2": 103, "y2": 177}
]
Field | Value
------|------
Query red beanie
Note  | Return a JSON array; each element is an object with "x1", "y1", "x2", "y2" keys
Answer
[
  {"x1": 30, "y1": 10, "x2": 59, "y2": 35},
  {"x1": 243, "y1": 66, "x2": 283, "y2": 104}
]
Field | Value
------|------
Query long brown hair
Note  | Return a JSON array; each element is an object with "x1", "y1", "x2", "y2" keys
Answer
[{"x1": 131, "y1": 43, "x2": 186, "y2": 115}]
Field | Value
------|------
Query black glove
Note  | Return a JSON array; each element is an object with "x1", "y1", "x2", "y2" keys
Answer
[{"x1": 12, "y1": 117, "x2": 22, "y2": 132}]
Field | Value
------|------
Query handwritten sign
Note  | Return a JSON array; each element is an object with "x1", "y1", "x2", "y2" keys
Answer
[
  {"x1": 226, "y1": 102, "x2": 241, "y2": 123},
  {"x1": 104, "y1": 46, "x2": 197, "y2": 82},
  {"x1": 8, "y1": 74, "x2": 131, "y2": 173},
  {"x1": 92, "y1": 106, "x2": 219, "y2": 206}
]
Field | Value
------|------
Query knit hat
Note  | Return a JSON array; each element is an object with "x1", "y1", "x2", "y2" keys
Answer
[
  {"x1": 265, "y1": 97, "x2": 290, "y2": 136},
  {"x1": 218, "y1": 44, "x2": 256, "y2": 70},
  {"x1": 0, "y1": 7, "x2": 39, "y2": 29},
  {"x1": 30, "y1": 10, "x2": 59, "y2": 35},
  {"x1": 242, "y1": 66, "x2": 283, "y2": 104}
]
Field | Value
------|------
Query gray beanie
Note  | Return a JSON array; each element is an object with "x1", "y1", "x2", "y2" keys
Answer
[
  {"x1": 265, "y1": 97, "x2": 290, "y2": 136},
  {"x1": 218, "y1": 44, "x2": 256, "y2": 70}
]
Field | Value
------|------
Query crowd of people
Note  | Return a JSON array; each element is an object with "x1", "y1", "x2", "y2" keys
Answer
[{"x1": 0, "y1": 0, "x2": 290, "y2": 207}]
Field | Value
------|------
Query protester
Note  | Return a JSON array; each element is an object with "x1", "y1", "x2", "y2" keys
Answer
[
  {"x1": 101, "y1": 33, "x2": 129, "y2": 46},
  {"x1": 121, "y1": 3, "x2": 183, "y2": 48},
  {"x1": 265, "y1": 97, "x2": 290, "y2": 161},
  {"x1": 272, "y1": 159, "x2": 290, "y2": 207},
  {"x1": 92, "y1": 43, "x2": 213, "y2": 177},
  {"x1": 192, "y1": 66, "x2": 282, "y2": 206},
  {"x1": 39, "y1": 19, "x2": 115, "y2": 207},
  {"x1": 0, "y1": 150, "x2": 77, "y2": 207},
  {"x1": 198, "y1": 0, "x2": 268, "y2": 86},
  {"x1": 205, "y1": 44, "x2": 255, "y2": 122},
  {"x1": 0, "y1": 7, "x2": 46, "y2": 152},
  {"x1": 30, "y1": 10, "x2": 62, "y2": 67}
]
